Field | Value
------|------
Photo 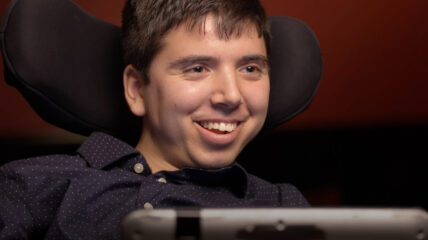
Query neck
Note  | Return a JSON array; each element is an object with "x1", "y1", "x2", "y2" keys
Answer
[{"x1": 135, "y1": 129, "x2": 179, "y2": 173}]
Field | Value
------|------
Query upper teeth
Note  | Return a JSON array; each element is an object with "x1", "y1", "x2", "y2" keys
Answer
[{"x1": 200, "y1": 122, "x2": 238, "y2": 132}]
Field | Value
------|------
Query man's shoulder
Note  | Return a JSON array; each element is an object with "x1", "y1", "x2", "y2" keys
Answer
[
  {"x1": 0, "y1": 153, "x2": 86, "y2": 178},
  {"x1": 0, "y1": 131, "x2": 138, "y2": 173}
]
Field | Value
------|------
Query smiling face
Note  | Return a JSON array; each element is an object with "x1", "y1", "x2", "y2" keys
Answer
[{"x1": 124, "y1": 16, "x2": 270, "y2": 172}]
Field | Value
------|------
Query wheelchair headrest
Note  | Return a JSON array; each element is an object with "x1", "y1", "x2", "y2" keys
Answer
[{"x1": 1, "y1": 0, "x2": 322, "y2": 144}]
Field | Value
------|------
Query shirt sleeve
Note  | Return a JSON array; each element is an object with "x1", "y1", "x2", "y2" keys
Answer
[
  {"x1": 0, "y1": 161, "x2": 70, "y2": 239},
  {"x1": 0, "y1": 170, "x2": 32, "y2": 239}
]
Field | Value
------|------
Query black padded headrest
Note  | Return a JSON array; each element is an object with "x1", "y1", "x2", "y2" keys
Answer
[{"x1": 0, "y1": 0, "x2": 322, "y2": 144}]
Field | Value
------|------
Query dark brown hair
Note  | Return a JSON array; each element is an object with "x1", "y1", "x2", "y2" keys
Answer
[{"x1": 121, "y1": 0, "x2": 270, "y2": 82}]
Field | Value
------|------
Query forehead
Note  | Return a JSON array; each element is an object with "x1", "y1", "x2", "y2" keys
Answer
[
  {"x1": 158, "y1": 15, "x2": 266, "y2": 55},
  {"x1": 181, "y1": 14, "x2": 262, "y2": 41}
]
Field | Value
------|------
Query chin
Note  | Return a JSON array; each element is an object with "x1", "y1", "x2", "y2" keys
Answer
[{"x1": 193, "y1": 155, "x2": 236, "y2": 170}]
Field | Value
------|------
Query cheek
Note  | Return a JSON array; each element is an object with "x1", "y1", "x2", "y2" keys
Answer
[
  {"x1": 242, "y1": 80, "x2": 270, "y2": 115},
  {"x1": 165, "y1": 82, "x2": 208, "y2": 113}
]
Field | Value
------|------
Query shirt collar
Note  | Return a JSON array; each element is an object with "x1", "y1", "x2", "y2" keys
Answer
[
  {"x1": 77, "y1": 131, "x2": 140, "y2": 169},
  {"x1": 159, "y1": 163, "x2": 249, "y2": 198},
  {"x1": 77, "y1": 132, "x2": 249, "y2": 196}
]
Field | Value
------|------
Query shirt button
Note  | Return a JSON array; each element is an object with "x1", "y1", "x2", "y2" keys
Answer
[
  {"x1": 133, "y1": 163, "x2": 144, "y2": 174},
  {"x1": 157, "y1": 177, "x2": 167, "y2": 183},
  {"x1": 144, "y1": 202, "x2": 154, "y2": 209}
]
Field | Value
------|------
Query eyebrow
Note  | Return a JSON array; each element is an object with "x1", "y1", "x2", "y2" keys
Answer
[
  {"x1": 169, "y1": 55, "x2": 216, "y2": 69},
  {"x1": 168, "y1": 54, "x2": 269, "y2": 69},
  {"x1": 237, "y1": 55, "x2": 269, "y2": 68}
]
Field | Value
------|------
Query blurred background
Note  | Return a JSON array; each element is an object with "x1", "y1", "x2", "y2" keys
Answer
[{"x1": 1, "y1": 0, "x2": 427, "y2": 209}]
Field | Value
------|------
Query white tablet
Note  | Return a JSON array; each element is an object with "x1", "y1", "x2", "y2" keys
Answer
[{"x1": 121, "y1": 208, "x2": 428, "y2": 240}]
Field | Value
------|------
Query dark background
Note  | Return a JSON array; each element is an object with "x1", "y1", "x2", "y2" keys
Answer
[{"x1": 1, "y1": 0, "x2": 427, "y2": 209}]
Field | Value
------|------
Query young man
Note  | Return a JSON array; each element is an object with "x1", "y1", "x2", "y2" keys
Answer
[
  {"x1": 122, "y1": 0, "x2": 272, "y2": 172},
  {"x1": 0, "y1": 0, "x2": 308, "y2": 239}
]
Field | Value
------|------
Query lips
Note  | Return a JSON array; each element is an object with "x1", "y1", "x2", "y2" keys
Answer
[
  {"x1": 194, "y1": 120, "x2": 242, "y2": 145},
  {"x1": 198, "y1": 121, "x2": 238, "y2": 133}
]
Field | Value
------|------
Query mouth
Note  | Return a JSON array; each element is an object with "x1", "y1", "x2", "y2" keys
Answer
[{"x1": 196, "y1": 121, "x2": 239, "y2": 134}]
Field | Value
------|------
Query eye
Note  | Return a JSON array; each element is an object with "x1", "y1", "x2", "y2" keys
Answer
[
  {"x1": 184, "y1": 65, "x2": 206, "y2": 73},
  {"x1": 192, "y1": 66, "x2": 204, "y2": 73},
  {"x1": 239, "y1": 64, "x2": 266, "y2": 81},
  {"x1": 245, "y1": 66, "x2": 257, "y2": 73},
  {"x1": 241, "y1": 65, "x2": 262, "y2": 74},
  {"x1": 182, "y1": 65, "x2": 210, "y2": 80}
]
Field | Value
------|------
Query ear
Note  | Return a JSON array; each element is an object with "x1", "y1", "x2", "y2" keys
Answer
[{"x1": 123, "y1": 64, "x2": 146, "y2": 117}]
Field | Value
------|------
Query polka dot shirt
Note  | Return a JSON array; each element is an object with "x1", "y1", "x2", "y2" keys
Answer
[{"x1": 0, "y1": 132, "x2": 308, "y2": 239}]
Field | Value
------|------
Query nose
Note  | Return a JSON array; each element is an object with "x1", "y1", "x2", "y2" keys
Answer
[{"x1": 210, "y1": 67, "x2": 243, "y2": 110}]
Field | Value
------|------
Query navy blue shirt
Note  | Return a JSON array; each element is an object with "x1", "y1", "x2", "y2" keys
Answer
[{"x1": 0, "y1": 132, "x2": 308, "y2": 239}]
